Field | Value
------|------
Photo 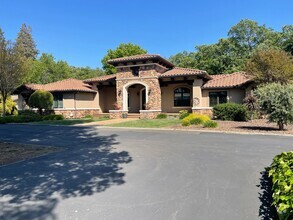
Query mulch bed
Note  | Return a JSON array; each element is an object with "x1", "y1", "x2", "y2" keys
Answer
[
  {"x1": 0, "y1": 142, "x2": 61, "y2": 166},
  {"x1": 172, "y1": 119, "x2": 293, "y2": 135}
]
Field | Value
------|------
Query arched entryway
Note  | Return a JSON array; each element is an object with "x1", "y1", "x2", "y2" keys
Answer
[{"x1": 123, "y1": 82, "x2": 148, "y2": 113}]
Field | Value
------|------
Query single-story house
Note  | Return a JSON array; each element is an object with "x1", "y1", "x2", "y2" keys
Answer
[{"x1": 15, "y1": 54, "x2": 253, "y2": 119}]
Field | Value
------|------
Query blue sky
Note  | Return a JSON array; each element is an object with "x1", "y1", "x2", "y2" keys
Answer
[{"x1": 1, "y1": 0, "x2": 292, "y2": 68}]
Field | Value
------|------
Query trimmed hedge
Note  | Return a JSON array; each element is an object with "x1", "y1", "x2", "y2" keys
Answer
[
  {"x1": 0, "y1": 113, "x2": 64, "y2": 124},
  {"x1": 268, "y1": 151, "x2": 293, "y2": 220},
  {"x1": 213, "y1": 103, "x2": 249, "y2": 121},
  {"x1": 156, "y1": 113, "x2": 167, "y2": 119}
]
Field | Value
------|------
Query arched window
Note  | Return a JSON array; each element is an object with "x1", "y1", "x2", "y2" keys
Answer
[{"x1": 174, "y1": 87, "x2": 191, "y2": 107}]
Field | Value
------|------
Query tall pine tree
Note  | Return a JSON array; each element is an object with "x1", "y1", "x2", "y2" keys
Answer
[{"x1": 15, "y1": 24, "x2": 38, "y2": 60}]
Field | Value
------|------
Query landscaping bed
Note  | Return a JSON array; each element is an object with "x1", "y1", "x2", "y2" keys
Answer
[
  {"x1": 0, "y1": 142, "x2": 60, "y2": 166},
  {"x1": 172, "y1": 119, "x2": 293, "y2": 135}
]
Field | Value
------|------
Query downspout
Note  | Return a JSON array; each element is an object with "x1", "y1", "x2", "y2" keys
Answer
[{"x1": 74, "y1": 92, "x2": 77, "y2": 118}]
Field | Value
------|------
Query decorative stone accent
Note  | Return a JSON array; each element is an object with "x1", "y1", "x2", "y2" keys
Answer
[
  {"x1": 109, "y1": 110, "x2": 128, "y2": 119},
  {"x1": 192, "y1": 107, "x2": 213, "y2": 117},
  {"x1": 139, "y1": 110, "x2": 162, "y2": 119},
  {"x1": 53, "y1": 109, "x2": 101, "y2": 119}
]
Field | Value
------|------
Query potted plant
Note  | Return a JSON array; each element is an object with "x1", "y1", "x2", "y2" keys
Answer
[{"x1": 113, "y1": 102, "x2": 121, "y2": 110}]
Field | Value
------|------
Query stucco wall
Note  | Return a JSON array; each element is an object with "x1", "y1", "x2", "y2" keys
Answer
[
  {"x1": 99, "y1": 87, "x2": 116, "y2": 113},
  {"x1": 202, "y1": 88, "x2": 245, "y2": 107},
  {"x1": 161, "y1": 83, "x2": 192, "y2": 113}
]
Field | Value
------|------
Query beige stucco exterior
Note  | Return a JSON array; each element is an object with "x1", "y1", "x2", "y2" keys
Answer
[{"x1": 202, "y1": 88, "x2": 246, "y2": 107}]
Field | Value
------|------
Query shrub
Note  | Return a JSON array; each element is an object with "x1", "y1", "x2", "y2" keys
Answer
[
  {"x1": 181, "y1": 113, "x2": 210, "y2": 126},
  {"x1": 19, "y1": 110, "x2": 39, "y2": 116},
  {"x1": 0, "y1": 114, "x2": 42, "y2": 124},
  {"x1": 28, "y1": 90, "x2": 53, "y2": 115},
  {"x1": 268, "y1": 151, "x2": 293, "y2": 220},
  {"x1": 255, "y1": 83, "x2": 293, "y2": 130},
  {"x1": 213, "y1": 103, "x2": 249, "y2": 121},
  {"x1": 42, "y1": 114, "x2": 64, "y2": 121},
  {"x1": 0, "y1": 96, "x2": 18, "y2": 116},
  {"x1": 181, "y1": 120, "x2": 190, "y2": 126},
  {"x1": 203, "y1": 121, "x2": 218, "y2": 128},
  {"x1": 156, "y1": 113, "x2": 167, "y2": 119},
  {"x1": 179, "y1": 110, "x2": 190, "y2": 119}
]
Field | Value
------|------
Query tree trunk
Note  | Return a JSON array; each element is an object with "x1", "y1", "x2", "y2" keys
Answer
[
  {"x1": 278, "y1": 121, "x2": 284, "y2": 130},
  {"x1": 38, "y1": 108, "x2": 42, "y2": 116}
]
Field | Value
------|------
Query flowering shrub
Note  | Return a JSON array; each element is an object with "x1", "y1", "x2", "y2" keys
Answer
[{"x1": 181, "y1": 113, "x2": 210, "y2": 126}]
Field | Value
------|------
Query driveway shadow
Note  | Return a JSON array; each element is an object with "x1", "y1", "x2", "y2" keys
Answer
[
  {"x1": 0, "y1": 126, "x2": 132, "y2": 220},
  {"x1": 257, "y1": 170, "x2": 278, "y2": 220}
]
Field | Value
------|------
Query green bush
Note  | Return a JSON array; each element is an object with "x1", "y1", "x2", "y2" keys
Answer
[
  {"x1": 179, "y1": 110, "x2": 190, "y2": 119},
  {"x1": 156, "y1": 113, "x2": 167, "y2": 119},
  {"x1": 181, "y1": 113, "x2": 210, "y2": 126},
  {"x1": 268, "y1": 151, "x2": 293, "y2": 220},
  {"x1": 28, "y1": 90, "x2": 53, "y2": 115},
  {"x1": 19, "y1": 110, "x2": 39, "y2": 116},
  {"x1": 213, "y1": 103, "x2": 248, "y2": 121},
  {"x1": 42, "y1": 114, "x2": 64, "y2": 121},
  {"x1": 0, "y1": 114, "x2": 42, "y2": 124},
  {"x1": 255, "y1": 83, "x2": 293, "y2": 130},
  {"x1": 203, "y1": 120, "x2": 218, "y2": 128}
]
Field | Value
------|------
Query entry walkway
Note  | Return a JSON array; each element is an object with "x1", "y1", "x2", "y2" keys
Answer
[{"x1": 77, "y1": 118, "x2": 138, "y2": 126}]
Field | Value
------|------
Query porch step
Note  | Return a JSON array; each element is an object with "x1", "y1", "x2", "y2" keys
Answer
[{"x1": 127, "y1": 114, "x2": 140, "y2": 119}]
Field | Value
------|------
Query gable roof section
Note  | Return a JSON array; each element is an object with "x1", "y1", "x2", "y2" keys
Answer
[
  {"x1": 202, "y1": 72, "x2": 252, "y2": 89},
  {"x1": 108, "y1": 54, "x2": 175, "y2": 68},
  {"x1": 84, "y1": 74, "x2": 116, "y2": 83},
  {"x1": 160, "y1": 67, "x2": 211, "y2": 79},
  {"x1": 20, "y1": 78, "x2": 96, "y2": 93}
]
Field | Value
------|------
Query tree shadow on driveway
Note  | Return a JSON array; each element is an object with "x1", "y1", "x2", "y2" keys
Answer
[
  {"x1": 257, "y1": 170, "x2": 278, "y2": 220},
  {"x1": 0, "y1": 125, "x2": 132, "y2": 220}
]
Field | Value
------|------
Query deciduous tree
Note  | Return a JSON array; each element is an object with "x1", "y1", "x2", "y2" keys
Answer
[
  {"x1": 255, "y1": 83, "x2": 293, "y2": 130},
  {"x1": 101, "y1": 43, "x2": 147, "y2": 74},
  {"x1": 0, "y1": 28, "x2": 27, "y2": 116},
  {"x1": 245, "y1": 48, "x2": 293, "y2": 84}
]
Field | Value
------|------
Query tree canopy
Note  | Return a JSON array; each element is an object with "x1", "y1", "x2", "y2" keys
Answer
[
  {"x1": 0, "y1": 28, "x2": 28, "y2": 116},
  {"x1": 169, "y1": 19, "x2": 292, "y2": 75},
  {"x1": 28, "y1": 90, "x2": 53, "y2": 115},
  {"x1": 245, "y1": 48, "x2": 293, "y2": 84},
  {"x1": 15, "y1": 24, "x2": 38, "y2": 60},
  {"x1": 102, "y1": 43, "x2": 147, "y2": 74}
]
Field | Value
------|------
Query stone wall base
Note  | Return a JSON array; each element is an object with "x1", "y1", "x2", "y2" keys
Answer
[
  {"x1": 109, "y1": 110, "x2": 128, "y2": 119},
  {"x1": 53, "y1": 109, "x2": 100, "y2": 119},
  {"x1": 139, "y1": 110, "x2": 162, "y2": 119},
  {"x1": 192, "y1": 108, "x2": 213, "y2": 117}
]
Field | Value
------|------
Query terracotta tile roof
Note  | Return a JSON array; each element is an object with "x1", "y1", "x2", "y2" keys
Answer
[
  {"x1": 24, "y1": 78, "x2": 96, "y2": 93},
  {"x1": 84, "y1": 74, "x2": 116, "y2": 83},
  {"x1": 108, "y1": 54, "x2": 175, "y2": 67},
  {"x1": 202, "y1": 72, "x2": 252, "y2": 89},
  {"x1": 160, "y1": 67, "x2": 211, "y2": 79}
]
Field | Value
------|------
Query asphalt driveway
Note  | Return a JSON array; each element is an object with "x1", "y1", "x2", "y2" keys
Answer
[{"x1": 0, "y1": 125, "x2": 292, "y2": 220}]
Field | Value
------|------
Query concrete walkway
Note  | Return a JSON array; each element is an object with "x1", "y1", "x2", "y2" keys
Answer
[{"x1": 77, "y1": 118, "x2": 138, "y2": 126}]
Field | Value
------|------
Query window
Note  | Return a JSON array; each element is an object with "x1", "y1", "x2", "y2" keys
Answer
[
  {"x1": 209, "y1": 91, "x2": 227, "y2": 107},
  {"x1": 53, "y1": 94, "x2": 63, "y2": 108},
  {"x1": 131, "y1": 67, "x2": 139, "y2": 76},
  {"x1": 174, "y1": 87, "x2": 191, "y2": 107}
]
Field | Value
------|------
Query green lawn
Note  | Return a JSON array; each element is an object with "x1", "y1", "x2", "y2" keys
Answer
[
  {"x1": 32, "y1": 117, "x2": 109, "y2": 125},
  {"x1": 108, "y1": 119, "x2": 180, "y2": 128}
]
